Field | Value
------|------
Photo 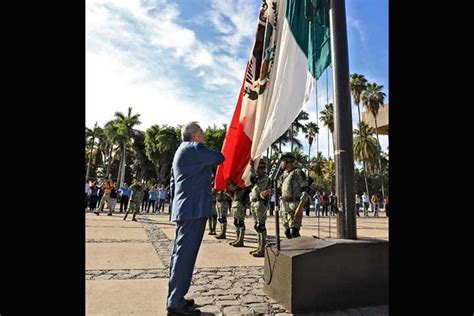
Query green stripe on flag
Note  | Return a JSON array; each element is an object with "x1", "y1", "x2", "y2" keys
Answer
[{"x1": 285, "y1": 0, "x2": 331, "y2": 80}]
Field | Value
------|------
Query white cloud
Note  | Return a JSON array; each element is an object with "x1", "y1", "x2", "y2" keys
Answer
[
  {"x1": 187, "y1": 44, "x2": 214, "y2": 69},
  {"x1": 86, "y1": 50, "x2": 229, "y2": 130},
  {"x1": 207, "y1": 0, "x2": 259, "y2": 54},
  {"x1": 86, "y1": 0, "x2": 246, "y2": 131},
  {"x1": 208, "y1": 10, "x2": 234, "y2": 34},
  {"x1": 348, "y1": 16, "x2": 368, "y2": 50}
]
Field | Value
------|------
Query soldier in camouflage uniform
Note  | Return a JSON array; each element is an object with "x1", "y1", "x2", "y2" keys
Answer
[
  {"x1": 208, "y1": 188, "x2": 218, "y2": 235},
  {"x1": 249, "y1": 159, "x2": 271, "y2": 257},
  {"x1": 280, "y1": 153, "x2": 308, "y2": 238},
  {"x1": 215, "y1": 190, "x2": 230, "y2": 239},
  {"x1": 123, "y1": 179, "x2": 144, "y2": 222},
  {"x1": 228, "y1": 182, "x2": 250, "y2": 247}
]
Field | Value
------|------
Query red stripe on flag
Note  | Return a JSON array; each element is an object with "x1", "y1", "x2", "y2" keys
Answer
[{"x1": 214, "y1": 69, "x2": 252, "y2": 191}]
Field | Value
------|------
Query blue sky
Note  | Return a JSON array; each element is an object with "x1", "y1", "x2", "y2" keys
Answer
[{"x1": 86, "y1": 0, "x2": 388, "y2": 159}]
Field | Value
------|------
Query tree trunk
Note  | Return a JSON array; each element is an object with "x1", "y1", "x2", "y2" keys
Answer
[
  {"x1": 120, "y1": 143, "x2": 126, "y2": 188},
  {"x1": 116, "y1": 148, "x2": 123, "y2": 185},
  {"x1": 155, "y1": 164, "x2": 160, "y2": 181},
  {"x1": 374, "y1": 116, "x2": 385, "y2": 199},
  {"x1": 105, "y1": 144, "x2": 113, "y2": 179},
  {"x1": 159, "y1": 164, "x2": 168, "y2": 184},
  {"x1": 308, "y1": 143, "x2": 312, "y2": 177},
  {"x1": 362, "y1": 160, "x2": 370, "y2": 197},
  {"x1": 356, "y1": 100, "x2": 362, "y2": 127},
  {"x1": 85, "y1": 134, "x2": 95, "y2": 181},
  {"x1": 308, "y1": 142, "x2": 312, "y2": 162}
]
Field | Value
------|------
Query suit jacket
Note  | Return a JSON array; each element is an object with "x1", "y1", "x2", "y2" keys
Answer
[{"x1": 170, "y1": 141, "x2": 225, "y2": 221}]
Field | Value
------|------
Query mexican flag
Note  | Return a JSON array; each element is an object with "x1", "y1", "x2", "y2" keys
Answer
[{"x1": 214, "y1": 0, "x2": 331, "y2": 191}]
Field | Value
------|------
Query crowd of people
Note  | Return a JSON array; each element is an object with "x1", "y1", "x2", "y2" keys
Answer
[{"x1": 85, "y1": 179, "x2": 170, "y2": 216}]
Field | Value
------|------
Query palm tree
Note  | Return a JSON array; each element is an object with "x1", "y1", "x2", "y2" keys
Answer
[
  {"x1": 350, "y1": 73, "x2": 368, "y2": 126},
  {"x1": 320, "y1": 103, "x2": 334, "y2": 159},
  {"x1": 305, "y1": 122, "x2": 319, "y2": 162},
  {"x1": 85, "y1": 122, "x2": 99, "y2": 181},
  {"x1": 290, "y1": 111, "x2": 309, "y2": 151},
  {"x1": 103, "y1": 120, "x2": 123, "y2": 180},
  {"x1": 362, "y1": 82, "x2": 386, "y2": 199},
  {"x1": 113, "y1": 107, "x2": 141, "y2": 188},
  {"x1": 322, "y1": 158, "x2": 335, "y2": 191},
  {"x1": 353, "y1": 121, "x2": 379, "y2": 196},
  {"x1": 311, "y1": 152, "x2": 326, "y2": 177},
  {"x1": 292, "y1": 147, "x2": 309, "y2": 169}
]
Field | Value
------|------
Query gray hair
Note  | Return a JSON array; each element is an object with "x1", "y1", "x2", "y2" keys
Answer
[{"x1": 181, "y1": 121, "x2": 202, "y2": 141}]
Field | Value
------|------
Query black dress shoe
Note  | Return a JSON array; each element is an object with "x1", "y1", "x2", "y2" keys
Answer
[
  {"x1": 167, "y1": 306, "x2": 201, "y2": 315},
  {"x1": 184, "y1": 298, "x2": 195, "y2": 307},
  {"x1": 285, "y1": 228, "x2": 292, "y2": 239}
]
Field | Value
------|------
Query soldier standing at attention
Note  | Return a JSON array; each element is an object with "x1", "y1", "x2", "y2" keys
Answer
[
  {"x1": 249, "y1": 159, "x2": 271, "y2": 257},
  {"x1": 228, "y1": 182, "x2": 250, "y2": 247},
  {"x1": 215, "y1": 190, "x2": 230, "y2": 239},
  {"x1": 280, "y1": 153, "x2": 308, "y2": 239}
]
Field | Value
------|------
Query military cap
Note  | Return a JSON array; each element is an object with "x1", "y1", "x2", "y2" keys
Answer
[{"x1": 257, "y1": 160, "x2": 267, "y2": 169}]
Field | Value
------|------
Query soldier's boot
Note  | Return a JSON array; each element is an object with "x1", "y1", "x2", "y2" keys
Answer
[
  {"x1": 131, "y1": 209, "x2": 138, "y2": 222},
  {"x1": 229, "y1": 226, "x2": 239, "y2": 245},
  {"x1": 290, "y1": 227, "x2": 301, "y2": 238},
  {"x1": 253, "y1": 231, "x2": 266, "y2": 257},
  {"x1": 232, "y1": 227, "x2": 245, "y2": 247},
  {"x1": 211, "y1": 218, "x2": 217, "y2": 234},
  {"x1": 208, "y1": 219, "x2": 213, "y2": 235},
  {"x1": 215, "y1": 223, "x2": 227, "y2": 239},
  {"x1": 249, "y1": 233, "x2": 261, "y2": 254},
  {"x1": 212, "y1": 218, "x2": 218, "y2": 235},
  {"x1": 284, "y1": 228, "x2": 292, "y2": 239},
  {"x1": 123, "y1": 210, "x2": 129, "y2": 220}
]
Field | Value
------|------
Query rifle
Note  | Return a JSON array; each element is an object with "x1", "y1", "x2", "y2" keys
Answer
[{"x1": 268, "y1": 156, "x2": 283, "y2": 250}]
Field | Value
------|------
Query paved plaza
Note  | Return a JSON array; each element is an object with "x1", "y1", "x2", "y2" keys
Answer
[{"x1": 86, "y1": 210, "x2": 389, "y2": 315}]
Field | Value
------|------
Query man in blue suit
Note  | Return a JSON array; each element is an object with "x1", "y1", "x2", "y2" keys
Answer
[{"x1": 167, "y1": 122, "x2": 225, "y2": 316}]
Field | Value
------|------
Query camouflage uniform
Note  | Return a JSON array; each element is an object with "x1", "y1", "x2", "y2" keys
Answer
[
  {"x1": 229, "y1": 187, "x2": 249, "y2": 247},
  {"x1": 215, "y1": 191, "x2": 230, "y2": 239},
  {"x1": 208, "y1": 191, "x2": 218, "y2": 235},
  {"x1": 249, "y1": 167, "x2": 271, "y2": 257},
  {"x1": 281, "y1": 167, "x2": 308, "y2": 238},
  {"x1": 123, "y1": 183, "x2": 144, "y2": 221}
]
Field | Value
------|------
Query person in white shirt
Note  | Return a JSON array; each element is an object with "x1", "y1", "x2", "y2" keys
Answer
[
  {"x1": 362, "y1": 192, "x2": 370, "y2": 216},
  {"x1": 313, "y1": 192, "x2": 321, "y2": 217},
  {"x1": 269, "y1": 191, "x2": 275, "y2": 216}
]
